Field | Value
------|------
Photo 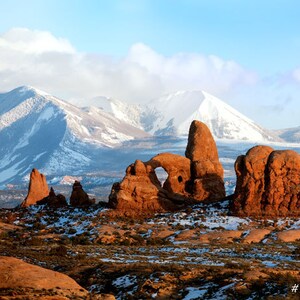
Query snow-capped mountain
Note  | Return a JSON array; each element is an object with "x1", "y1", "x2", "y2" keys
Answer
[
  {"x1": 144, "y1": 91, "x2": 281, "y2": 141},
  {"x1": 0, "y1": 86, "x2": 148, "y2": 186},
  {"x1": 274, "y1": 126, "x2": 300, "y2": 143},
  {"x1": 93, "y1": 90, "x2": 280, "y2": 142}
]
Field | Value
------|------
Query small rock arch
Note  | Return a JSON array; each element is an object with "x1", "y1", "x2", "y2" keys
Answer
[{"x1": 146, "y1": 153, "x2": 191, "y2": 195}]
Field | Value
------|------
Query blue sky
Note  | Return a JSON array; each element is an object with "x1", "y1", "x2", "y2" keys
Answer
[{"x1": 0, "y1": 0, "x2": 300, "y2": 129}]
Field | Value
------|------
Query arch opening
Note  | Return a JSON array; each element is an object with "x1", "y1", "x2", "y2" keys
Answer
[{"x1": 154, "y1": 167, "x2": 168, "y2": 187}]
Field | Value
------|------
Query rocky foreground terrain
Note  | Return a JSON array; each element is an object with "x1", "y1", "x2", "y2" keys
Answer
[{"x1": 0, "y1": 200, "x2": 299, "y2": 299}]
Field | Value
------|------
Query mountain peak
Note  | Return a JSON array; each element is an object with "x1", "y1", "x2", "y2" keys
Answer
[
  {"x1": 13, "y1": 86, "x2": 50, "y2": 97},
  {"x1": 142, "y1": 90, "x2": 281, "y2": 142}
]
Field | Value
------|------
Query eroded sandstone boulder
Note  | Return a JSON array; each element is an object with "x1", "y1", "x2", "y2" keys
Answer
[
  {"x1": 70, "y1": 180, "x2": 95, "y2": 207},
  {"x1": 0, "y1": 256, "x2": 88, "y2": 298},
  {"x1": 21, "y1": 168, "x2": 49, "y2": 207},
  {"x1": 231, "y1": 146, "x2": 300, "y2": 217},
  {"x1": 37, "y1": 187, "x2": 68, "y2": 208},
  {"x1": 108, "y1": 120, "x2": 225, "y2": 214}
]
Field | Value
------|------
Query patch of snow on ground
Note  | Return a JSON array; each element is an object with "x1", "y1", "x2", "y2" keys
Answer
[
  {"x1": 112, "y1": 275, "x2": 137, "y2": 289},
  {"x1": 262, "y1": 261, "x2": 278, "y2": 268},
  {"x1": 183, "y1": 287, "x2": 208, "y2": 299},
  {"x1": 210, "y1": 282, "x2": 236, "y2": 299}
]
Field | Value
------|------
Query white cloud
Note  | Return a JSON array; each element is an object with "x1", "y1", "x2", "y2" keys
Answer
[
  {"x1": 0, "y1": 27, "x2": 257, "y2": 104},
  {"x1": 0, "y1": 28, "x2": 75, "y2": 54}
]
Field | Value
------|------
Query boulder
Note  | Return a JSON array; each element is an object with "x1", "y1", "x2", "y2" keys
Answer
[
  {"x1": 20, "y1": 169, "x2": 49, "y2": 207},
  {"x1": 37, "y1": 187, "x2": 68, "y2": 208},
  {"x1": 231, "y1": 146, "x2": 300, "y2": 217},
  {"x1": 277, "y1": 229, "x2": 300, "y2": 242},
  {"x1": 0, "y1": 256, "x2": 88, "y2": 298},
  {"x1": 70, "y1": 180, "x2": 95, "y2": 207}
]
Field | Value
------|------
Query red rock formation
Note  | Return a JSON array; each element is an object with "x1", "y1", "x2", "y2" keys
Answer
[
  {"x1": 186, "y1": 120, "x2": 225, "y2": 202},
  {"x1": 20, "y1": 168, "x2": 49, "y2": 207},
  {"x1": 108, "y1": 120, "x2": 226, "y2": 215},
  {"x1": 185, "y1": 120, "x2": 219, "y2": 162},
  {"x1": 232, "y1": 146, "x2": 300, "y2": 217},
  {"x1": 109, "y1": 158, "x2": 184, "y2": 215},
  {"x1": 37, "y1": 187, "x2": 68, "y2": 208},
  {"x1": 70, "y1": 180, "x2": 95, "y2": 207},
  {"x1": 263, "y1": 150, "x2": 300, "y2": 216},
  {"x1": 232, "y1": 145, "x2": 273, "y2": 216}
]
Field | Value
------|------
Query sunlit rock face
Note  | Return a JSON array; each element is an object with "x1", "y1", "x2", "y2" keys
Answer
[{"x1": 232, "y1": 146, "x2": 300, "y2": 217}]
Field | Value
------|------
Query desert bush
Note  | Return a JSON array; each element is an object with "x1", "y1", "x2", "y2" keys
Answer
[
  {"x1": 130, "y1": 234, "x2": 145, "y2": 245},
  {"x1": 0, "y1": 231, "x2": 9, "y2": 239},
  {"x1": 71, "y1": 234, "x2": 91, "y2": 245},
  {"x1": 25, "y1": 237, "x2": 45, "y2": 246},
  {"x1": 146, "y1": 237, "x2": 170, "y2": 246},
  {"x1": 68, "y1": 228, "x2": 77, "y2": 235},
  {"x1": 49, "y1": 245, "x2": 68, "y2": 256}
]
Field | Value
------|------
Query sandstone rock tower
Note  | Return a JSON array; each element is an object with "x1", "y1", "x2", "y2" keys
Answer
[
  {"x1": 186, "y1": 120, "x2": 225, "y2": 202},
  {"x1": 21, "y1": 168, "x2": 49, "y2": 207}
]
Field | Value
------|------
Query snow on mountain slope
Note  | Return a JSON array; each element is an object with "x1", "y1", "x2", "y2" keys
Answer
[
  {"x1": 274, "y1": 126, "x2": 300, "y2": 143},
  {"x1": 142, "y1": 90, "x2": 281, "y2": 142},
  {"x1": 0, "y1": 86, "x2": 148, "y2": 186},
  {"x1": 81, "y1": 96, "x2": 142, "y2": 129}
]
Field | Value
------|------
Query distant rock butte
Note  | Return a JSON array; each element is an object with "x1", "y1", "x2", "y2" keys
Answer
[
  {"x1": 70, "y1": 180, "x2": 95, "y2": 207},
  {"x1": 21, "y1": 168, "x2": 49, "y2": 207},
  {"x1": 231, "y1": 145, "x2": 300, "y2": 217},
  {"x1": 108, "y1": 120, "x2": 225, "y2": 215},
  {"x1": 20, "y1": 171, "x2": 95, "y2": 208},
  {"x1": 37, "y1": 187, "x2": 68, "y2": 208}
]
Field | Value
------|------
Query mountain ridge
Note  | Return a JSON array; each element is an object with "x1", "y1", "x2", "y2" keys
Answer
[
  {"x1": 91, "y1": 89, "x2": 282, "y2": 142},
  {"x1": 0, "y1": 86, "x2": 148, "y2": 186},
  {"x1": 274, "y1": 126, "x2": 300, "y2": 143}
]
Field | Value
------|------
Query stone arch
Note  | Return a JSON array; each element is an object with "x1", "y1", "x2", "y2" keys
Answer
[{"x1": 146, "y1": 153, "x2": 191, "y2": 195}]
